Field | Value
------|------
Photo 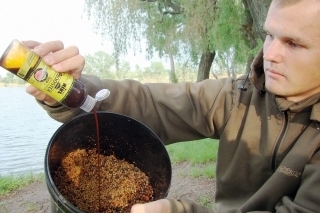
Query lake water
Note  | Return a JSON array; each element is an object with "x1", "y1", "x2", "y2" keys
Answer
[{"x1": 0, "y1": 87, "x2": 62, "y2": 176}]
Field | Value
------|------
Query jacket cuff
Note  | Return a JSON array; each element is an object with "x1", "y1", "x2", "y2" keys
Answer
[{"x1": 167, "y1": 198, "x2": 185, "y2": 213}]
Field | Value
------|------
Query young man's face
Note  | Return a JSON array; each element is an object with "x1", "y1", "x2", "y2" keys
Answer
[{"x1": 263, "y1": 0, "x2": 320, "y2": 102}]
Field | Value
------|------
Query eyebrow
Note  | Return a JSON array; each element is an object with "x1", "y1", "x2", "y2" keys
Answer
[{"x1": 263, "y1": 25, "x2": 307, "y2": 44}]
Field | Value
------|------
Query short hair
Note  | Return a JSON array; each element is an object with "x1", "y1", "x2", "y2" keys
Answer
[{"x1": 272, "y1": 0, "x2": 302, "y2": 7}]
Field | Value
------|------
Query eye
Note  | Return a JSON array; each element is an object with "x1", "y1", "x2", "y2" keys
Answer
[
  {"x1": 265, "y1": 32, "x2": 274, "y2": 40},
  {"x1": 287, "y1": 40, "x2": 299, "y2": 48}
]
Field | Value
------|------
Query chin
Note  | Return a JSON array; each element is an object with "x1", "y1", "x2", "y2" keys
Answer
[{"x1": 265, "y1": 84, "x2": 285, "y2": 96}]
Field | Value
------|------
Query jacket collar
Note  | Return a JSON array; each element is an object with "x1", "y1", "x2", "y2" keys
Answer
[{"x1": 249, "y1": 48, "x2": 320, "y2": 121}]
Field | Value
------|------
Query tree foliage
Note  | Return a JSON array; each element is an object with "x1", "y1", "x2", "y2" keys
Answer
[
  {"x1": 117, "y1": 61, "x2": 130, "y2": 79},
  {"x1": 84, "y1": 51, "x2": 116, "y2": 79},
  {"x1": 84, "y1": 0, "x2": 267, "y2": 81},
  {"x1": 84, "y1": 0, "x2": 144, "y2": 62},
  {"x1": 83, "y1": 50, "x2": 198, "y2": 82},
  {"x1": 6, "y1": 72, "x2": 14, "y2": 83}
]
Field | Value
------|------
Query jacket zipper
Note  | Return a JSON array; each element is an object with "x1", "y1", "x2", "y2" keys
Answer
[{"x1": 271, "y1": 110, "x2": 288, "y2": 172}]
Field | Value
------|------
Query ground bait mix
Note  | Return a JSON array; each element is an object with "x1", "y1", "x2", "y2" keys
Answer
[{"x1": 53, "y1": 148, "x2": 153, "y2": 213}]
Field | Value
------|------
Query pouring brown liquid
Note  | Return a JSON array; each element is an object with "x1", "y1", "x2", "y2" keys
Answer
[{"x1": 93, "y1": 109, "x2": 102, "y2": 212}]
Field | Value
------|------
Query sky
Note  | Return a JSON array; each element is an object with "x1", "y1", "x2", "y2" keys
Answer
[{"x1": 0, "y1": 0, "x2": 152, "y2": 77}]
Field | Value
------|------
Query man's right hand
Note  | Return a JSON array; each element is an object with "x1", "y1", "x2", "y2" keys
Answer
[
  {"x1": 23, "y1": 40, "x2": 85, "y2": 106},
  {"x1": 130, "y1": 199, "x2": 171, "y2": 213}
]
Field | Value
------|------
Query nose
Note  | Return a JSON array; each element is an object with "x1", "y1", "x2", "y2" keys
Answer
[{"x1": 263, "y1": 38, "x2": 283, "y2": 63}]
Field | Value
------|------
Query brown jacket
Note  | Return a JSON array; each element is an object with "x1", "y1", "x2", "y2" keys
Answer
[{"x1": 40, "y1": 50, "x2": 320, "y2": 213}]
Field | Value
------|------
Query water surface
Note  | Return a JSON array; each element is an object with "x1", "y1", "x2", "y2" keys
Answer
[{"x1": 0, "y1": 87, "x2": 62, "y2": 175}]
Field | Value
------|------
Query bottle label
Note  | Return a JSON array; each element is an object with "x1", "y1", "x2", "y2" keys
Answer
[{"x1": 18, "y1": 51, "x2": 74, "y2": 102}]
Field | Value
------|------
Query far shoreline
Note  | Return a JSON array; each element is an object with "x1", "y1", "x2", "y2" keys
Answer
[{"x1": 0, "y1": 83, "x2": 28, "y2": 87}]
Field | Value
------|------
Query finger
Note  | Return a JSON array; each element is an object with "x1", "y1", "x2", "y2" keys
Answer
[
  {"x1": 32, "y1": 40, "x2": 64, "y2": 57},
  {"x1": 21, "y1": 40, "x2": 42, "y2": 49},
  {"x1": 42, "y1": 45, "x2": 79, "y2": 66},
  {"x1": 51, "y1": 54, "x2": 85, "y2": 79},
  {"x1": 131, "y1": 204, "x2": 146, "y2": 213},
  {"x1": 130, "y1": 199, "x2": 170, "y2": 213},
  {"x1": 26, "y1": 85, "x2": 58, "y2": 105}
]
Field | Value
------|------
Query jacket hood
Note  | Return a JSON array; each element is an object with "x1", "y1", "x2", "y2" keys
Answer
[{"x1": 249, "y1": 48, "x2": 265, "y2": 91}]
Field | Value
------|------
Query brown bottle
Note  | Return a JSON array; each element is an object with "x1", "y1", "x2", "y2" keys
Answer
[{"x1": 0, "y1": 39, "x2": 97, "y2": 112}]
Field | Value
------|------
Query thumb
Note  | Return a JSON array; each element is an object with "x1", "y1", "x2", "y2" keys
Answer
[{"x1": 131, "y1": 204, "x2": 146, "y2": 213}]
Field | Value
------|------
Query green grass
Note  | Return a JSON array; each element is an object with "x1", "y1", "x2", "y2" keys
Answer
[
  {"x1": 0, "y1": 172, "x2": 44, "y2": 196},
  {"x1": 166, "y1": 138, "x2": 218, "y2": 208},
  {"x1": 166, "y1": 138, "x2": 219, "y2": 164},
  {"x1": 198, "y1": 195, "x2": 215, "y2": 208},
  {"x1": 166, "y1": 138, "x2": 218, "y2": 178},
  {"x1": 189, "y1": 164, "x2": 216, "y2": 178}
]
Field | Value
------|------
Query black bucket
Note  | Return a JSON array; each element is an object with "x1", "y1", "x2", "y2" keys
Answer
[{"x1": 44, "y1": 112, "x2": 172, "y2": 213}]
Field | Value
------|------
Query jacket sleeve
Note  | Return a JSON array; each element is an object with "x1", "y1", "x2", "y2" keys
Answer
[
  {"x1": 168, "y1": 198, "x2": 215, "y2": 213},
  {"x1": 38, "y1": 74, "x2": 238, "y2": 144}
]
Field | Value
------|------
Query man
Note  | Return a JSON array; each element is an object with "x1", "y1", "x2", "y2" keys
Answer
[{"x1": 25, "y1": 0, "x2": 320, "y2": 212}]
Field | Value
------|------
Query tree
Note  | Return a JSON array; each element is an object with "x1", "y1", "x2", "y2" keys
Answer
[
  {"x1": 175, "y1": 63, "x2": 197, "y2": 82},
  {"x1": 133, "y1": 64, "x2": 145, "y2": 81},
  {"x1": 16, "y1": 77, "x2": 25, "y2": 85},
  {"x1": 241, "y1": 0, "x2": 271, "y2": 72},
  {"x1": 144, "y1": 61, "x2": 167, "y2": 82},
  {"x1": 215, "y1": 48, "x2": 246, "y2": 78},
  {"x1": 84, "y1": 0, "x2": 271, "y2": 82},
  {"x1": 6, "y1": 72, "x2": 14, "y2": 84},
  {"x1": 84, "y1": 51, "x2": 116, "y2": 79},
  {"x1": 117, "y1": 61, "x2": 130, "y2": 79},
  {"x1": 242, "y1": 0, "x2": 271, "y2": 41}
]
